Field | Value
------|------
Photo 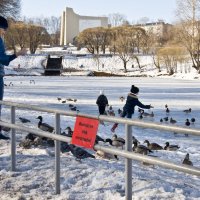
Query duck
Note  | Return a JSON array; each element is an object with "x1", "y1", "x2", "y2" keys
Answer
[
  {"x1": 112, "y1": 134, "x2": 125, "y2": 147},
  {"x1": 160, "y1": 118, "x2": 163, "y2": 122},
  {"x1": 183, "y1": 108, "x2": 192, "y2": 113},
  {"x1": 138, "y1": 108, "x2": 144, "y2": 113},
  {"x1": 25, "y1": 133, "x2": 37, "y2": 141},
  {"x1": 140, "y1": 110, "x2": 154, "y2": 117},
  {"x1": 182, "y1": 153, "x2": 193, "y2": 166},
  {"x1": 163, "y1": 117, "x2": 169, "y2": 122},
  {"x1": 60, "y1": 142, "x2": 71, "y2": 153},
  {"x1": 164, "y1": 142, "x2": 180, "y2": 151},
  {"x1": 64, "y1": 126, "x2": 73, "y2": 137},
  {"x1": 73, "y1": 98, "x2": 77, "y2": 102},
  {"x1": 68, "y1": 104, "x2": 74, "y2": 108},
  {"x1": 119, "y1": 96, "x2": 125, "y2": 102},
  {"x1": 0, "y1": 133, "x2": 10, "y2": 140},
  {"x1": 166, "y1": 107, "x2": 170, "y2": 113},
  {"x1": 105, "y1": 136, "x2": 125, "y2": 149},
  {"x1": 95, "y1": 135, "x2": 105, "y2": 144},
  {"x1": 185, "y1": 119, "x2": 190, "y2": 127},
  {"x1": 144, "y1": 140, "x2": 163, "y2": 150},
  {"x1": 118, "y1": 108, "x2": 122, "y2": 115},
  {"x1": 66, "y1": 98, "x2": 74, "y2": 102},
  {"x1": 68, "y1": 144, "x2": 95, "y2": 161},
  {"x1": 19, "y1": 117, "x2": 31, "y2": 123},
  {"x1": 191, "y1": 118, "x2": 196, "y2": 123},
  {"x1": 138, "y1": 113, "x2": 143, "y2": 119},
  {"x1": 170, "y1": 117, "x2": 177, "y2": 124},
  {"x1": 132, "y1": 141, "x2": 153, "y2": 155},
  {"x1": 57, "y1": 97, "x2": 62, "y2": 101},
  {"x1": 132, "y1": 135, "x2": 139, "y2": 144},
  {"x1": 71, "y1": 106, "x2": 77, "y2": 111},
  {"x1": 36, "y1": 116, "x2": 54, "y2": 133},
  {"x1": 96, "y1": 150, "x2": 118, "y2": 160},
  {"x1": 1, "y1": 126, "x2": 11, "y2": 132}
]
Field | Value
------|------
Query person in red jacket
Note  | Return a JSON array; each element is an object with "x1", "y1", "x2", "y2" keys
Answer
[{"x1": 111, "y1": 85, "x2": 153, "y2": 132}]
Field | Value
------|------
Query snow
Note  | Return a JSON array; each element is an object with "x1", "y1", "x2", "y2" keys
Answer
[{"x1": 0, "y1": 49, "x2": 200, "y2": 199}]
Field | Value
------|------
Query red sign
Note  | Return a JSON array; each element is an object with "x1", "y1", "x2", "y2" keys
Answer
[{"x1": 71, "y1": 116, "x2": 99, "y2": 149}]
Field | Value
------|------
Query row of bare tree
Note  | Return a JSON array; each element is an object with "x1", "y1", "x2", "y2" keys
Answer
[{"x1": 1, "y1": 0, "x2": 200, "y2": 74}]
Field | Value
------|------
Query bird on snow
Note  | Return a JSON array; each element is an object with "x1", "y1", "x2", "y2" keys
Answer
[
  {"x1": 183, "y1": 108, "x2": 192, "y2": 114},
  {"x1": 182, "y1": 153, "x2": 193, "y2": 166},
  {"x1": 119, "y1": 96, "x2": 125, "y2": 102},
  {"x1": 19, "y1": 117, "x2": 31, "y2": 123},
  {"x1": 96, "y1": 150, "x2": 118, "y2": 160},
  {"x1": 95, "y1": 135, "x2": 105, "y2": 144},
  {"x1": 36, "y1": 116, "x2": 54, "y2": 133},
  {"x1": 163, "y1": 117, "x2": 169, "y2": 122},
  {"x1": 144, "y1": 140, "x2": 163, "y2": 150},
  {"x1": 105, "y1": 134, "x2": 125, "y2": 149},
  {"x1": 170, "y1": 117, "x2": 177, "y2": 124},
  {"x1": 190, "y1": 118, "x2": 196, "y2": 123},
  {"x1": 164, "y1": 142, "x2": 180, "y2": 151},
  {"x1": 68, "y1": 144, "x2": 95, "y2": 161},
  {"x1": 185, "y1": 119, "x2": 190, "y2": 127},
  {"x1": 132, "y1": 141, "x2": 153, "y2": 155},
  {"x1": 0, "y1": 133, "x2": 10, "y2": 140}
]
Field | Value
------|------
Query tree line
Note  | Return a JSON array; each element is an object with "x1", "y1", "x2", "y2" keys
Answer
[{"x1": 1, "y1": 0, "x2": 200, "y2": 73}]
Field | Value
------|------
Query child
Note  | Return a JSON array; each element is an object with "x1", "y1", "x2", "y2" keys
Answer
[
  {"x1": 96, "y1": 90, "x2": 108, "y2": 115},
  {"x1": 111, "y1": 85, "x2": 153, "y2": 132}
]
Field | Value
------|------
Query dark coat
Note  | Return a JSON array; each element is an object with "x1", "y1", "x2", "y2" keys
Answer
[
  {"x1": 0, "y1": 37, "x2": 16, "y2": 76},
  {"x1": 96, "y1": 94, "x2": 108, "y2": 106},
  {"x1": 123, "y1": 93, "x2": 150, "y2": 114}
]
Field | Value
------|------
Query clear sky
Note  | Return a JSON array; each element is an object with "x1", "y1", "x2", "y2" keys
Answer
[{"x1": 21, "y1": 0, "x2": 177, "y2": 23}]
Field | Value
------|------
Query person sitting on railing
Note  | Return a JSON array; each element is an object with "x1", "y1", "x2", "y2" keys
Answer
[
  {"x1": 111, "y1": 85, "x2": 153, "y2": 132},
  {"x1": 0, "y1": 16, "x2": 27, "y2": 139}
]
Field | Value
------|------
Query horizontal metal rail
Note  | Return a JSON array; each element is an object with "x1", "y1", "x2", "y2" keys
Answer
[
  {"x1": 1, "y1": 100, "x2": 200, "y2": 137},
  {"x1": 0, "y1": 120, "x2": 200, "y2": 177}
]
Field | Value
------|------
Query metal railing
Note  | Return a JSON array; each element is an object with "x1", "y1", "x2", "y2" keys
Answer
[{"x1": 0, "y1": 100, "x2": 200, "y2": 200}]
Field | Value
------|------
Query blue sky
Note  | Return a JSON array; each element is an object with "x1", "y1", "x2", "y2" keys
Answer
[{"x1": 21, "y1": 0, "x2": 177, "y2": 23}]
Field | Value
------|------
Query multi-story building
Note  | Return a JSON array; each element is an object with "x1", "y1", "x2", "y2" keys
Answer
[{"x1": 60, "y1": 7, "x2": 108, "y2": 45}]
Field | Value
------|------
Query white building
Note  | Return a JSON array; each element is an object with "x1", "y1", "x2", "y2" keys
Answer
[{"x1": 60, "y1": 7, "x2": 108, "y2": 45}]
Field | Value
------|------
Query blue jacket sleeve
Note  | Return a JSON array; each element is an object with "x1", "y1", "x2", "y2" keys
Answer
[
  {"x1": 136, "y1": 99, "x2": 151, "y2": 109},
  {"x1": 0, "y1": 37, "x2": 17, "y2": 66}
]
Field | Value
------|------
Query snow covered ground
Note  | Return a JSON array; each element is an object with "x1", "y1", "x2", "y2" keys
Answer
[
  {"x1": 0, "y1": 76, "x2": 200, "y2": 200},
  {"x1": 6, "y1": 47, "x2": 200, "y2": 80}
]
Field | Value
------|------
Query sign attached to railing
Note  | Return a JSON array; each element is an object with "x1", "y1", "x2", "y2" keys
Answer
[{"x1": 71, "y1": 116, "x2": 99, "y2": 149}]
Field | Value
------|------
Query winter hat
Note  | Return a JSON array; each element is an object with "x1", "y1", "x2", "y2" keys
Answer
[
  {"x1": 0, "y1": 16, "x2": 8, "y2": 30},
  {"x1": 130, "y1": 85, "x2": 139, "y2": 94}
]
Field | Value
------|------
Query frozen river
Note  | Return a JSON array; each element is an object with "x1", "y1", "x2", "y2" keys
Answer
[{"x1": 0, "y1": 76, "x2": 200, "y2": 200}]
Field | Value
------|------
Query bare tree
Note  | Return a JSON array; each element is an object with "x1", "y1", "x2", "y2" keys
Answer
[
  {"x1": 175, "y1": 0, "x2": 200, "y2": 73},
  {"x1": 0, "y1": 0, "x2": 21, "y2": 18},
  {"x1": 108, "y1": 13, "x2": 127, "y2": 27}
]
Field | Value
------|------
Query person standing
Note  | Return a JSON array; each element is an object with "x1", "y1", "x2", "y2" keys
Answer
[
  {"x1": 111, "y1": 85, "x2": 153, "y2": 132},
  {"x1": 0, "y1": 16, "x2": 27, "y2": 139},
  {"x1": 96, "y1": 90, "x2": 108, "y2": 115}
]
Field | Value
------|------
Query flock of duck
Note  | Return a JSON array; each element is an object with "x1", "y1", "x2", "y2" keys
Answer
[
  {"x1": 0, "y1": 91, "x2": 196, "y2": 166},
  {"x1": 15, "y1": 115, "x2": 192, "y2": 166}
]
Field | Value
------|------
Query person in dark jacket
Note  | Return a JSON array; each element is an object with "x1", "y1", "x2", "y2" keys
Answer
[
  {"x1": 111, "y1": 85, "x2": 153, "y2": 132},
  {"x1": 0, "y1": 16, "x2": 27, "y2": 139},
  {"x1": 96, "y1": 90, "x2": 108, "y2": 115}
]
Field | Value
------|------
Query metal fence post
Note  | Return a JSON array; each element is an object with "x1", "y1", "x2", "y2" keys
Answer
[
  {"x1": 11, "y1": 106, "x2": 16, "y2": 171},
  {"x1": 55, "y1": 113, "x2": 60, "y2": 194},
  {"x1": 125, "y1": 124, "x2": 132, "y2": 200}
]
